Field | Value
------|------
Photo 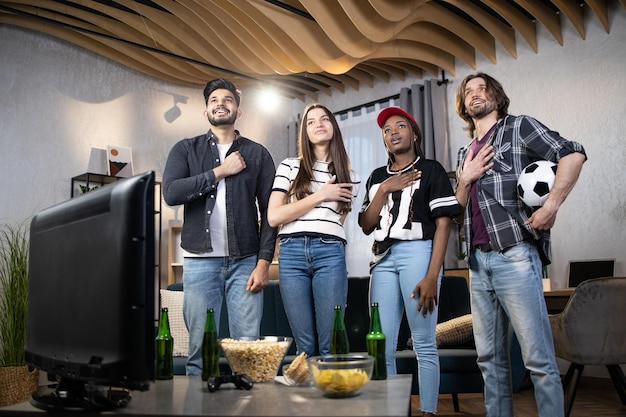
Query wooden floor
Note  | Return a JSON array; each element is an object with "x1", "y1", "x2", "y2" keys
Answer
[{"x1": 411, "y1": 377, "x2": 626, "y2": 416}]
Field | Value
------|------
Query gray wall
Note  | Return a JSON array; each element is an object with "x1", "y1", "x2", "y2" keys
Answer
[
  {"x1": 1, "y1": 4, "x2": 625, "y2": 292},
  {"x1": 0, "y1": 24, "x2": 292, "y2": 223},
  {"x1": 0, "y1": 24, "x2": 292, "y2": 290},
  {"x1": 304, "y1": 5, "x2": 626, "y2": 290}
]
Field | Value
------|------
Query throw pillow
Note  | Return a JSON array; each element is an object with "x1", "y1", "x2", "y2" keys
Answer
[
  {"x1": 159, "y1": 289, "x2": 189, "y2": 357},
  {"x1": 436, "y1": 314, "x2": 474, "y2": 347}
]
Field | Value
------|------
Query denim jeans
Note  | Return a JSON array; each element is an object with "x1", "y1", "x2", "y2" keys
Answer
[
  {"x1": 370, "y1": 240, "x2": 440, "y2": 414},
  {"x1": 469, "y1": 241, "x2": 563, "y2": 417},
  {"x1": 278, "y1": 236, "x2": 348, "y2": 357},
  {"x1": 182, "y1": 255, "x2": 262, "y2": 376}
]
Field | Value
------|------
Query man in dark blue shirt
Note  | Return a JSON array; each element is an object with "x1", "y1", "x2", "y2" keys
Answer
[{"x1": 163, "y1": 78, "x2": 276, "y2": 376}]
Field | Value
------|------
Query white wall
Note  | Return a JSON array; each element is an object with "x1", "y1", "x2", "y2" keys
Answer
[{"x1": 306, "y1": 4, "x2": 626, "y2": 290}]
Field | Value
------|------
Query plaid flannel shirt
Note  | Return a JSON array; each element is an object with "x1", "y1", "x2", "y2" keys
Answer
[{"x1": 456, "y1": 114, "x2": 586, "y2": 265}]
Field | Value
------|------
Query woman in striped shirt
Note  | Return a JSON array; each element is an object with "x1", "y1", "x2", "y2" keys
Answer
[{"x1": 268, "y1": 103, "x2": 359, "y2": 357}]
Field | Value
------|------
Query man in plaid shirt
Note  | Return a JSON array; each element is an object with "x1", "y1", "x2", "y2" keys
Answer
[{"x1": 453, "y1": 73, "x2": 586, "y2": 417}]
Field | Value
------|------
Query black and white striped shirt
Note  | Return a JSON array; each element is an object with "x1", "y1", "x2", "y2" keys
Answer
[{"x1": 272, "y1": 158, "x2": 360, "y2": 242}]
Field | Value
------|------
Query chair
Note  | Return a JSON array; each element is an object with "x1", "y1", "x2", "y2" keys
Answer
[{"x1": 549, "y1": 277, "x2": 626, "y2": 417}]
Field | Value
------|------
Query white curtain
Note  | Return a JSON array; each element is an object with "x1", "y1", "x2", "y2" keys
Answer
[
  {"x1": 338, "y1": 80, "x2": 453, "y2": 277},
  {"x1": 338, "y1": 101, "x2": 393, "y2": 277}
]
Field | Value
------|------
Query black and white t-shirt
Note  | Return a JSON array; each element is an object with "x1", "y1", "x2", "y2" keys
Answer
[
  {"x1": 359, "y1": 156, "x2": 461, "y2": 255},
  {"x1": 272, "y1": 158, "x2": 360, "y2": 242}
]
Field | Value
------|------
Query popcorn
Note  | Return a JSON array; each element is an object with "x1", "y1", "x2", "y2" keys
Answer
[{"x1": 219, "y1": 338, "x2": 290, "y2": 382}]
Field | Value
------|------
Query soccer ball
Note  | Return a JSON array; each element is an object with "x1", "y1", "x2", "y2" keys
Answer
[{"x1": 517, "y1": 160, "x2": 557, "y2": 208}]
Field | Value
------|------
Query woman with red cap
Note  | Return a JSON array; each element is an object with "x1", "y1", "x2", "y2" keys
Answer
[{"x1": 359, "y1": 107, "x2": 460, "y2": 417}]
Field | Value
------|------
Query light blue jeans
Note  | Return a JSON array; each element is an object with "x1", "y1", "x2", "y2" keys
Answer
[
  {"x1": 182, "y1": 255, "x2": 262, "y2": 376},
  {"x1": 278, "y1": 236, "x2": 348, "y2": 357},
  {"x1": 469, "y1": 241, "x2": 563, "y2": 417},
  {"x1": 370, "y1": 240, "x2": 440, "y2": 414}
]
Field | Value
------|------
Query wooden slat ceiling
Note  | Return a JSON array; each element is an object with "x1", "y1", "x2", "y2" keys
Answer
[{"x1": 0, "y1": 0, "x2": 622, "y2": 101}]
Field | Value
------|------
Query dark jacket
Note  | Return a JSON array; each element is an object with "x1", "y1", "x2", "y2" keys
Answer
[{"x1": 162, "y1": 130, "x2": 277, "y2": 261}]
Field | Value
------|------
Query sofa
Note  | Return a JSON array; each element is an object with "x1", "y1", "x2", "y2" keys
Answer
[{"x1": 161, "y1": 275, "x2": 526, "y2": 412}]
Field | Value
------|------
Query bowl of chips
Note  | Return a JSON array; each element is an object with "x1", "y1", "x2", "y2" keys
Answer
[
  {"x1": 218, "y1": 336, "x2": 292, "y2": 382},
  {"x1": 307, "y1": 354, "x2": 374, "y2": 397}
]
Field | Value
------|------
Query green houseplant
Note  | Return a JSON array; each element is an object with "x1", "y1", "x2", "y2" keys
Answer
[{"x1": 0, "y1": 221, "x2": 38, "y2": 407}]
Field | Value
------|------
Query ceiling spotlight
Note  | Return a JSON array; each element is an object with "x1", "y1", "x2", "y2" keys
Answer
[{"x1": 256, "y1": 87, "x2": 281, "y2": 113}]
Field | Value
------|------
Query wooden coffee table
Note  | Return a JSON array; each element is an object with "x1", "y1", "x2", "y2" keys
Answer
[{"x1": 0, "y1": 375, "x2": 413, "y2": 416}]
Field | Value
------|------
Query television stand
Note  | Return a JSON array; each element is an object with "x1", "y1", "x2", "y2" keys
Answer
[{"x1": 29, "y1": 378, "x2": 132, "y2": 412}]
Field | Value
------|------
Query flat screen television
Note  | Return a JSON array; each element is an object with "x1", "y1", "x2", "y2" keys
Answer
[
  {"x1": 25, "y1": 171, "x2": 156, "y2": 412},
  {"x1": 568, "y1": 258, "x2": 615, "y2": 287}
]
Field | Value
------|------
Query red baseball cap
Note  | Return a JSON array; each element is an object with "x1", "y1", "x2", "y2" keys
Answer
[{"x1": 377, "y1": 106, "x2": 417, "y2": 128}]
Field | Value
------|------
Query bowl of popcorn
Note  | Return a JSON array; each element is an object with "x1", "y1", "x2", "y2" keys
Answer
[
  {"x1": 218, "y1": 337, "x2": 292, "y2": 382},
  {"x1": 307, "y1": 354, "x2": 374, "y2": 397},
  {"x1": 281, "y1": 352, "x2": 311, "y2": 386}
]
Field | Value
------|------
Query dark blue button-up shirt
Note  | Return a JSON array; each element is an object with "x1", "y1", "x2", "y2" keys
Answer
[{"x1": 162, "y1": 130, "x2": 277, "y2": 262}]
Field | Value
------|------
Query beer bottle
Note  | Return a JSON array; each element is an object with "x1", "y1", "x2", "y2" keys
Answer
[
  {"x1": 202, "y1": 308, "x2": 220, "y2": 381},
  {"x1": 155, "y1": 307, "x2": 174, "y2": 380},
  {"x1": 330, "y1": 305, "x2": 350, "y2": 354},
  {"x1": 366, "y1": 302, "x2": 387, "y2": 380}
]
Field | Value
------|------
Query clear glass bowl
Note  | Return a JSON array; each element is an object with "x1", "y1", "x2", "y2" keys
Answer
[
  {"x1": 307, "y1": 354, "x2": 374, "y2": 397},
  {"x1": 281, "y1": 363, "x2": 311, "y2": 386},
  {"x1": 218, "y1": 336, "x2": 292, "y2": 382}
]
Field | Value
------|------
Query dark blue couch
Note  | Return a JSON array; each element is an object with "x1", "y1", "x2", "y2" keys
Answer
[{"x1": 167, "y1": 275, "x2": 526, "y2": 412}]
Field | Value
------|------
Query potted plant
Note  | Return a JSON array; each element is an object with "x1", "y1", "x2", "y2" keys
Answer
[
  {"x1": 0, "y1": 221, "x2": 38, "y2": 407},
  {"x1": 456, "y1": 251, "x2": 468, "y2": 269}
]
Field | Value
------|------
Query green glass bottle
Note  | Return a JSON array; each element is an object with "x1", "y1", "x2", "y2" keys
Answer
[
  {"x1": 155, "y1": 307, "x2": 174, "y2": 380},
  {"x1": 330, "y1": 304, "x2": 350, "y2": 354},
  {"x1": 202, "y1": 308, "x2": 220, "y2": 381},
  {"x1": 366, "y1": 302, "x2": 387, "y2": 380}
]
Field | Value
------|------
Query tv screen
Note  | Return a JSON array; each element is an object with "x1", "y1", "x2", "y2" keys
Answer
[
  {"x1": 568, "y1": 259, "x2": 615, "y2": 287},
  {"x1": 25, "y1": 171, "x2": 155, "y2": 412}
]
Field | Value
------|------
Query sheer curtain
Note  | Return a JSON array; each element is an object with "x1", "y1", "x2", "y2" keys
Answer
[
  {"x1": 338, "y1": 80, "x2": 453, "y2": 277},
  {"x1": 338, "y1": 101, "x2": 393, "y2": 277}
]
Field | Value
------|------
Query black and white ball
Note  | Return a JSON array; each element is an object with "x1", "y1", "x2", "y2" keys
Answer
[{"x1": 517, "y1": 160, "x2": 557, "y2": 208}]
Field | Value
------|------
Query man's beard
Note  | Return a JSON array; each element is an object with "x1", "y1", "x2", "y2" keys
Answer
[
  {"x1": 467, "y1": 101, "x2": 496, "y2": 119},
  {"x1": 208, "y1": 111, "x2": 237, "y2": 126}
]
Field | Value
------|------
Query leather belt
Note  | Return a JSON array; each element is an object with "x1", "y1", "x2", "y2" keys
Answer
[{"x1": 473, "y1": 243, "x2": 492, "y2": 252}]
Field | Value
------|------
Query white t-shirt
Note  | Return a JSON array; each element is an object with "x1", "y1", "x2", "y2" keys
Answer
[
  {"x1": 184, "y1": 142, "x2": 231, "y2": 257},
  {"x1": 272, "y1": 158, "x2": 360, "y2": 242}
]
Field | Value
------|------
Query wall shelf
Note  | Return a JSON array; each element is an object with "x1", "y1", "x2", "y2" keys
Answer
[{"x1": 168, "y1": 219, "x2": 183, "y2": 286}]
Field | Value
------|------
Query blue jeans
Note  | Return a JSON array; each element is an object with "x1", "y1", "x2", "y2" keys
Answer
[
  {"x1": 469, "y1": 241, "x2": 563, "y2": 417},
  {"x1": 370, "y1": 240, "x2": 440, "y2": 414},
  {"x1": 278, "y1": 236, "x2": 348, "y2": 357},
  {"x1": 182, "y1": 255, "x2": 262, "y2": 376}
]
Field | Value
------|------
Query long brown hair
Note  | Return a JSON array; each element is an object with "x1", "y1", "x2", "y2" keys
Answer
[
  {"x1": 455, "y1": 72, "x2": 510, "y2": 138},
  {"x1": 289, "y1": 103, "x2": 353, "y2": 215}
]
